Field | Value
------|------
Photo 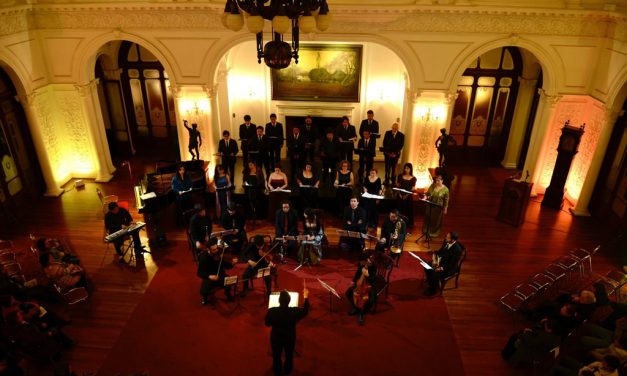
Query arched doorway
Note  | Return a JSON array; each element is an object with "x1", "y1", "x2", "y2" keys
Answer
[
  {"x1": 0, "y1": 67, "x2": 44, "y2": 221},
  {"x1": 447, "y1": 47, "x2": 524, "y2": 166},
  {"x1": 95, "y1": 41, "x2": 179, "y2": 162}
]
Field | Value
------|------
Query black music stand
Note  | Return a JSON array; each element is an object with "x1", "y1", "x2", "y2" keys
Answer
[
  {"x1": 337, "y1": 230, "x2": 365, "y2": 252},
  {"x1": 294, "y1": 236, "x2": 315, "y2": 271},
  {"x1": 415, "y1": 198, "x2": 442, "y2": 249},
  {"x1": 317, "y1": 278, "x2": 342, "y2": 313}
]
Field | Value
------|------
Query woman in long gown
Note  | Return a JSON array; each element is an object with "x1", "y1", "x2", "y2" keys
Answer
[
  {"x1": 334, "y1": 160, "x2": 354, "y2": 215},
  {"x1": 243, "y1": 160, "x2": 265, "y2": 219},
  {"x1": 267, "y1": 165, "x2": 289, "y2": 220},
  {"x1": 396, "y1": 163, "x2": 417, "y2": 227},
  {"x1": 361, "y1": 168, "x2": 382, "y2": 230},
  {"x1": 297, "y1": 208, "x2": 324, "y2": 265},
  {"x1": 297, "y1": 161, "x2": 320, "y2": 211},
  {"x1": 213, "y1": 164, "x2": 232, "y2": 220},
  {"x1": 423, "y1": 174, "x2": 449, "y2": 239}
]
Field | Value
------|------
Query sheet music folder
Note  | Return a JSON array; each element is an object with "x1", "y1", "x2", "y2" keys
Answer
[
  {"x1": 407, "y1": 251, "x2": 432, "y2": 270},
  {"x1": 268, "y1": 291, "x2": 299, "y2": 308}
]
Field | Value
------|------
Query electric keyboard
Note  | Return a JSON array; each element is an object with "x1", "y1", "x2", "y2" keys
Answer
[{"x1": 105, "y1": 222, "x2": 146, "y2": 243}]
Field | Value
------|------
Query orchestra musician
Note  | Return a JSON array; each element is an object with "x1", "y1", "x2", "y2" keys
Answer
[
  {"x1": 423, "y1": 232, "x2": 462, "y2": 296},
  {"x1": 379, "y1": 210, "x2": 407, "y2": 263},
  {"x1": 221, "y1": 203, "x2": 246, "y2": 258},
  {"x1": 320, "y1": 129, "x2": 338, "y2": 182},
  {"x1": 265, "y1": 287, "x2": 309, "y2": 376},
  {"x1": 218, "y1": 130, "x2": 238, "y2": 179},
  {"x1": 197, "y1": 238, "x2": 236, "y2": 305},
  {"x1": 250, "y1": 125, "x2": 271, "y2": 177},
  {"x1": 340, "y1": 196, "x2": 367, "y2": 252},
  {"x1": 104, "y1": 202, "x2": 132, "y2": 263},
  {"x1": 183, "y1": 120, "x2": 202, "y2": 160},
  {"x1": 335, "y1": 116, "x2": 357, "y2": 167},
  {"x1": 382, "y1": 122, "x2": 405, "y2": 185},
  {"x1": 239, "y1": 115, "x2": 257, "y2": 166},
  {"x1": 172, "y1": 164, "x2": 194, "y2": 221},
  {"x1": 362, "y1": 168, "x2": 382, "y2": 230},
  {"x1": 334, "y1": 160, "x2": 355, "y2": 213},
  {"x1": 396, "y1": 163, "x2": 417, "y2": 227},
  {"x1": 357, "y1": 130, "x2": 376, "y2": 182},
  {"x1": 212, "y1": 164, "x2": 232, "y2": 219},
  {"x1": 287, "y1": 126, "x2": 305, "y2": 182},
  {"x1": 275, "y1": 200, "x2": 299, "y2": 258},
  {"x1": 189, "y1": 204, "x2": 211, "y2": 248},
  {"x1": 359, "y1": 110, "x2": 379, "y2": 146},
  {"x1": 300, "y1": 115, "x2": 317, "y2": 162},
  {"x1": 243, "y1": 160, "x2": 265, "y2": 220},
  {"x1": 297, "y1": 161, "x2": 319, "y2": 211},
  {"x1": 242, "y1": 235, "x2": 276, "y2": 297},
  {"x1": 265, "y1": 113, "x2": 284, "y2": 171},
  {"x1": 345, "y1": 253, "x2": 376, "y2": 325},
  {"x1": 297, "y1": 209, "x2": 324, "y2": 265}
]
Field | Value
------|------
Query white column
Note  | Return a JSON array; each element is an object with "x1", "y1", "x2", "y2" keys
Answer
[
  {"x1": 501, "y1": 77, "x2": 537, "y2": 169},
  {"x1": 570, "y1": 106, "x2": 624, "y2": 216},
  {"x1": 521, "y1": 89, "x2": 562, "y2": 195},
  {"x1": 16, "y1": 93, "x2": 64, "y2": 196},
  {"x1": 76, "y1": 79, "x2": 115, "y2": 182}
]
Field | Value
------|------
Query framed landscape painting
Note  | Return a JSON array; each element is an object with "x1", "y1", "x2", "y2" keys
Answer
[{"x1": 271, "y1": 44, "x2": 362, "y2": 102}]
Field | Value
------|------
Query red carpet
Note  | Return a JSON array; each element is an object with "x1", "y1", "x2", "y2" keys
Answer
[{"x1": 98, "y1": 243, "x2": 465, "y2": 376}]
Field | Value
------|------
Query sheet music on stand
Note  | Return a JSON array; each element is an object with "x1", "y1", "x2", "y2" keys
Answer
[
  {"x1": 257, "y1": 267, "x2": 271, "y2": 279},
  {"x1": 299, "y1": 185, "x2": 318, "y2": 189},
  {"x1": 268, "y1": 291, "x2": 299, "y2": 308},
  {"x1": 392, "y1": 187, "x2": 416, "y2": 195},
  {"x1": 317, "y1": 278, "x2": 341, "y2": 299},
  {"x1": 224, "y1": 275, "x2": 238, "y2": 286},
  {"x1": 140, "y1": 192, "x2": 156, "y2": 200},
  {"x1": 362, "y1": 192, "x2": 384, "y2": 199},
  {"x1": 407, "y1": 251, "x2": 432, "y2": 270},
  {"x1": 272, "y1": 189, "x2": 291, "y2": 193},
  {"x1": 210, "y1": 229, "x2": 236, "y2": 238}
]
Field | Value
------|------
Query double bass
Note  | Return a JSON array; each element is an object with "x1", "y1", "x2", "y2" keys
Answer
[{"x1": 353, "y1": 255, "x2": 374, "y2": 309}]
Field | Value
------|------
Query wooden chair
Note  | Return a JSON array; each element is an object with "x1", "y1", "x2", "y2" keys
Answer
[
  {"x1": 439, "y1": 246, "x2": 467, "y2": 294},
  {"x1": 372, "y1": 252, "x2": 394, "y2": 313}
]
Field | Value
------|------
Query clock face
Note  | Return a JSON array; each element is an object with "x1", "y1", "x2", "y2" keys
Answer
[{"x1": 560, "y1": 135, "x2": 576, "y2": 152}]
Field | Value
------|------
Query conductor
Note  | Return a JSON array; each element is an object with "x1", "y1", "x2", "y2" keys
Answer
[{"x1": 265, "y1": 287, "x2": 310, "y2": 376}]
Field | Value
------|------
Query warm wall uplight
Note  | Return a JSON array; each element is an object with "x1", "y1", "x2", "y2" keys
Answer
[
  {"x1": 366, "y1": 79, "x2": 404, "y2": 104},
  {"x1": 227, "y1": 75, "x2": 264, "y2": 100}
]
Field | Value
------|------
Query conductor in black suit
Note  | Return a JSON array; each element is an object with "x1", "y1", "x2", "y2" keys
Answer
[
  {"x1": 218, "y1": 130, "x2": 239, "y2": 179},
  {"x1": 265, "y1": 113, "x2": 284, "y2": 171},
  {"x1": 287, "y1": 126, "x2": 305, "y2": 181},
  {"x1": 424, "y1": 231, "x2": 463, "y2": 296},
  {"x1": 359, "y1": 110, "x2": 379, "y2": 146},
  {"x1": 357, "y1": 130, "x2": 376, "y2": 182},
  {"x1": 265, "y1": 287, "x2": 310, "y2": 376},
  {"x1": 335, "y1": 116, "x2": 357, "y2": 166},
  {"x1": 239, "y1": 115, "x2": 257, "y2": 166},
  {"x1": 382, "y1": 122, "x2": 405, "y2": 185},
  {"x1": 300, "y1": 115, "x2": 317, "y2": 162}
]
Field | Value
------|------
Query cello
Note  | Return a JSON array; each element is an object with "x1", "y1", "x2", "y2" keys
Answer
[{"x1": 353, "y1": 255, "x2": 374, "y2": 309}]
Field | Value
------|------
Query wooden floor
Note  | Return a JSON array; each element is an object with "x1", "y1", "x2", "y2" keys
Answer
[{"x1": 1, "y1": 159, "x2": 622, "y2": 376}]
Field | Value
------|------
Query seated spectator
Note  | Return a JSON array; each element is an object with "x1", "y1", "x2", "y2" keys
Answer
[
  {"x1": 5, "y1": 310, "x2": 63, "y2": 362},
  {"x1": 590, "y1": 334, "x2": 627, "y2": 365},
  {"x1": 548, "y1": 354, "x2": 620, "y2": 376},
  {"x1": 502, "y1": 319, "x2": 560, "y2": 367},
  {"x1": 35, "y1": 238, "x2": 80, "y2": 264},
  {"x1": 38, "y1": 253, "x2": 85, "y2": 290},
  {"x1": 581, "y1": 317, "x2": 627, "y2": 351}
]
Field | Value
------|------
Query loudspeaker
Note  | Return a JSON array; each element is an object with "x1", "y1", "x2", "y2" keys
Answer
[{"x1": 74, "y1": 180, "x2": 85, "y2": 189}]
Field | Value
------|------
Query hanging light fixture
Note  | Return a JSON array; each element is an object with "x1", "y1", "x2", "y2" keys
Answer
[{"x1": 222, "y1": 0, "x2": 331, "y2": 70}]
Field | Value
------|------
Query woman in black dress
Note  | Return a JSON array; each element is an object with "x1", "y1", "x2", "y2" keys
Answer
[
  {"x1": 243, "y1": 160, "x2": 265, "y2": 219},
  {"x1": 396, "y1": 163, "x2": 417, "y2": 226},
  {"x1": 361, "y1": 168, "x2": 382, "y2": 230},
  {"x1": 333, "y1": 160, "x2": 354, "y2": 215},
  {"x1": 297, "y1": 161, "x2": 320, "y2": 210}
]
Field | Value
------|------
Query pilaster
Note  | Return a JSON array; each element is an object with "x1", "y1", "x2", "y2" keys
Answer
[{"x1": 501, "y1": 77, "x2": 537, "y2": 169}]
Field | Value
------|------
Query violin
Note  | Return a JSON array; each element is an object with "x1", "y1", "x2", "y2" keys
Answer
[{"x1": 353, "y1": 255, "x2": 374, "y2": 310}]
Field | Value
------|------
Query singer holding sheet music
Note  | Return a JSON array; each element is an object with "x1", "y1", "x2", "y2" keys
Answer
[
  {"x1": 362, "y1": 168, "x2": 382, "y2": 230},
  {"x1": 334, "y1": 160, "x2": 354, "y2": 213},
  {"x1": 423, "y1": 174, "x2": 449, "y2": 239},
  {"x1": 243, "y1": 161, "x2": 265, "y2": 219},
  {"x1": 297, "y1": 161, "x2": 319, "y2": 210},
  {"x1": 265, "y1": 287, "x2": 309, "y2": 376},
  {"x1": 265, "y1": 113, "x2": 284, "y2": 171},
  {"x1": 357, "y1": 130, "x2": 376, "y2": 182},
  {"x1": 212, "y1": 164, "x2": 232, "y2": 219},
  {"x1": 218, "y1": 130, "x2": 238, "y2": 180},
  {"x1": 268, "y1": 165, "x2": 289, "y2": 221},
  {"x1": 396, "y1": 163, "x2": 417, "y2": 227},
  {"x1": 423, "y1": 232, "x2": 462, "y2": 296},
  {"x1": 335, "y1": 116, "x2": 357, "y2": 165},
  {"x1": 172, "y1": 164, "x2": 194, "y2": 221}
]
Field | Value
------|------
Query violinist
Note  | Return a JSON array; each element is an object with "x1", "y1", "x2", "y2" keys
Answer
[
  {"x1": 345, "y1": 253, "x2": 376, "y2": 325},
  {"x1": 242, "y1": 235, "x2": 276, "y2": 298},
  {"x1": 197, "y1": 238, "x2": 236, "y2": 305}
]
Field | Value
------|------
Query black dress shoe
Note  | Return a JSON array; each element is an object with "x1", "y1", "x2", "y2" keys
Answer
[
  {"x1": 348, "y1": 308, "x2": 357, "y2": 316},
  {"x1": 423, "y1": 288, "x2": 437, "y2": 297},
  {"x1": 358, "y1": 313, "x2": 365, "y2": 326},
  {"x1": 201, "y1": 299, "x2": 208, "y2": 305}
]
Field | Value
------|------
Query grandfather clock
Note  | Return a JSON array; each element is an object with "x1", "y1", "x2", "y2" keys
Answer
[{"x1": 542, "y1": 120, "x2": 585, "y2": 209}]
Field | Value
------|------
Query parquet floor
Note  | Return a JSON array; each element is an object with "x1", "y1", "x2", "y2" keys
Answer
[{"x1": 1, "y1": 159, "x2": 622, "y2": 375}]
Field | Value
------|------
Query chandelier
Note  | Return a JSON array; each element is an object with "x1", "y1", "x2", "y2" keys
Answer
[{"x1": 221, "y1": 0, "x2": 331, "y2": 70}]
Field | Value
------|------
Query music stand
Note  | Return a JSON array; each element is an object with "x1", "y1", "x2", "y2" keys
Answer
[
  {"x1": 317, "y1": 278, "x2": 342, "y2": 312},
  {"x1": 415, "y1": 198, "x2": 442, "y2": 249},
  {"x1": 294, "y1": 235, "x2": 315, "y2": 271},
  {"x1": 257, "y1": 267, "x2": 273, "y2": 300},
  {"x1": 361, "y1": 233, "x2": 380, "y2": 250}
]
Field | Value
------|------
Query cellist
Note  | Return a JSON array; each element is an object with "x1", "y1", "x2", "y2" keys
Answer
[
  {"x1": 345, "y1": 253, "x2": 376, "y2": 325},
  {"x1": 197, "y1": 238, "x2": 237, "y2": 306},
  {"x1": 241, "y1": 235, "x2": 277, "y2": 298}
]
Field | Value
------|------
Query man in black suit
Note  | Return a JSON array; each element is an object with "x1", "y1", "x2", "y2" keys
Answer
[
  {"x1": 221, "y1": 203, "x2": 246, "y2": 258},
  {"x1": 359, "y1": 110, "x2": 379, "y2": 147},
  {"x1": 320, "y1": 129, "x2": 338, "y2": 182},
  {"x1": 340, "y1": 196, "x2": 367, "y2": 251},
  {"x1": 239, "y1": 115, "x2": 257, "y2": 166},
  {"x1": 188, "y1": 205, "x2": 211, "y2": 248},
  {"x1": 287, "y1": 126, "x2": 305, "y2": 181},
  {"x1": 335, "y1": 116, "x2": 357, "y2": 165},
  {"x1": 300, "y1": 115, "x2": 317, "y2": 162},
  {"x1": 250, "y1": 126, "x2": 271, "y2": 177},
  {"x1": 423, "y1": 231, "x2": 463, "y2": 296},
  {"x1": 197, "y1": 238, "x2": 236, "y2": 305},
  {"x1": 265, "y1": 113, "x2": 284, "y2": 171},
  {"x1": 265, "y1": 287, "x2": 310, "y2": 376},
  {"x1": 382, "y1": 122, "x2": 405, "y2": 185},
  {"x1": 218, "y1": 130, "x2": 239, "y2": 179},
  {"x1": 275, "y1": 200, "x2": 299, "y2": 257},
  {"x1": 357, "y1": 130, "x2": 376, "y2": 182}
]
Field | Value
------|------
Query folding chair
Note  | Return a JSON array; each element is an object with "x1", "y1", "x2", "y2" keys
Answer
[
  {"x1": 55, "y1": 285, "x2": 89, "y2": 305},
  {"x1": 96, "y1": 188, "x2": 118, "y2": 214},
  {"x1": 569, "y1": 245, "x2": 600, "y2": 275}
]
